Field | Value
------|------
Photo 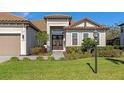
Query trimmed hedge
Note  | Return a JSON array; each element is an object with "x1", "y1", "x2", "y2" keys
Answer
[
  {"x1": 66, "y1": 52, "x2": 92, "y2": 60},
  {"x1": 31, "y1": 48, "x2": 47, "y2": 55},
  {"x1": 98, "y1": 45, "x2": 114, "y2": 50},
  {"x1": 66, "y1": 46, "x2": 82, "y2": 54},
  {"x1": 31, "y1": 48, "x2": 41, "y2": 55},
  {"x1": 66, "y1": 46, "x2": 123, "y2": 59},
  {"x1": 66, "y1": 47, "x2": 92, "y2": 60},
  {"x1": 97, "y1": 49, "x2": 122, "y2": 57}
]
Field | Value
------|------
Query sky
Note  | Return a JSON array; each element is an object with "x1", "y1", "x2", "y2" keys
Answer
[{"x1": 12, "y1": 12, "x2": 124, "y2": 26}]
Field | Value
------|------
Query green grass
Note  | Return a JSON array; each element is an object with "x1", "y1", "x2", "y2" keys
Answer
[{"x1": 0, "y1": 57, "x2": 124, "y2": 80}]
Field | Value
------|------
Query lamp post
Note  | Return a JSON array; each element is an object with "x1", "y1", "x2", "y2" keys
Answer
[{"x1": 93, "y1": 30, "x2": 99, "y2": 73}]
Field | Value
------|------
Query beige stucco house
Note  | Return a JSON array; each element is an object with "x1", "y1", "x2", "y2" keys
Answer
[
  {"x1": 0, "y1": 13, "x2": 108, "y2": 56},
  {"x1": 0, "y1": 13, "x2": 39, "y2": 56},
  {"x1": 32, "y1": 14, "x2": 108, "y2": 52}
]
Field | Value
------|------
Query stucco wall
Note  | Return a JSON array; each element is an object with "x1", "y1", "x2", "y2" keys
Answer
[
  {"x1": 26, "y1": 26, "x2": 37, "y2": 54},
  {"x1": 0, "y1": 26, "x2": 27, "y2": 55},
  {"x1": 66, "y1": 30, "x2": 106, "y2": 47},
  {"x1": 0, "y1": 27, "x2": 23, "y2": 33},
  {"x1": 98, "y1": 32, "x2": 106, "y2": 46}
]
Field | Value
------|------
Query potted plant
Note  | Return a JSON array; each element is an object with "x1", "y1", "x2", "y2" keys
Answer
[{"x1": 36, "y1": 31, "x2": 48, "y2": 54}]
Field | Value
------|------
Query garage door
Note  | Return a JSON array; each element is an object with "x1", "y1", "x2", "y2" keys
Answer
[{"x1": 0, "y1": 34, "x2": 20, "y2": 56}]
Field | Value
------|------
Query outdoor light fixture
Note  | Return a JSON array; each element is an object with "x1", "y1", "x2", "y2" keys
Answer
[
  {"x1": 93, "y1": 30, "x2": 99, "y2": 73},
  {"x1": 22, "y1": 34, "x2": 24, "y2": 40},
  {"x1": 93, "y1": 30, "x2": 99, "y2": 41}
]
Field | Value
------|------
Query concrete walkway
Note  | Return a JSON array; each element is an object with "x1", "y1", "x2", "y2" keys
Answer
[{"x1": 53, "y1": 51, "x2": 65, "y2": 60}]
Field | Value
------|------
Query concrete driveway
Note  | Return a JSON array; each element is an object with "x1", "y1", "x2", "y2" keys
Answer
[{"x1": 0, "y1": 56, "x2": 12, "y2": 63}]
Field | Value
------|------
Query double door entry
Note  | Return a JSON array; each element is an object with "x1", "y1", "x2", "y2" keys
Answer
[{"x1": 52, "y1": 35, "x2": 63, "y2": 50}]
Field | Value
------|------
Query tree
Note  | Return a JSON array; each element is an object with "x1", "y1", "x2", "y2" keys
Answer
[
  {"x1": 82, "y1": 38, "x2": 96, "y2": 52},
  {"x1": 106, "y1": 26, "x2": 120, "y2": 40},
  {"x1": 106, "y1": 26, "x2": 120, "y2": 45},
  {"x1": 36, "y1": 32, "x2": 48, "y2": 47}
]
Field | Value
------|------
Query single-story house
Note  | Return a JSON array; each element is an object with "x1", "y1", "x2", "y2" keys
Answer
[
  {"x1": 32, "y1": 14, "x2": 109, "y2": 51},
  {"x1": 0, "y1": 13, "x2": 109, "y2": 56},
  {"x1": 0, "y1": 12, "x2": 39, "y2": 56}
]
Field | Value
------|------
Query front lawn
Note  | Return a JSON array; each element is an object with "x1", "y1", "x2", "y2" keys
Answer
[{"x1": 0, "y1": 57, "x2": 124, "y2": 80}]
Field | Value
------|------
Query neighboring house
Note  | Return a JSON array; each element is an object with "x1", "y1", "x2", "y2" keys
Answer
[
  {"x1": 119, "y1": 23, "x2": 124, "y2": 46},
  {"x1": 32, "y1": 14, "x2": 109, "y2": 51},
  {"x1": 107, "y1": 37, "x2": 120, "y2": 45},
  {"x1": 0, "y1": 13, "x2": 39, "y2": 56},
  {"x1": 0, "y1": 13, "x2": 109, "y2": 56}
]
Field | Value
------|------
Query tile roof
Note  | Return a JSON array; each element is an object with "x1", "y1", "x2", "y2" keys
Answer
[
  {"x1": 70, "y1": 17, "x2": 101, "y2": 27},
  {"x1": 44, "y1": 14, "x2": 72, "y2": 19},
  {"x1": 64, "y1": 26, "x2": 109, "y2": 30},
  {"x1": 31, "y1": 20, "x2": 46, "y2": 31},
  {"x1": 65, "y1": 18, "x2": 109, "y2": 30},
  {"x1": 0, "y1": 12, "x2": 40, "y2": 32},
  {"x1": 0, "y1": 12, "x2": 29, "y2": 23}
]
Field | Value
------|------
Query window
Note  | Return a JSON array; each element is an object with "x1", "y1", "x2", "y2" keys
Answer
[
  {"x1": 72, "y1": 33, "x2": 78, "y2": 45},
  {"x1": 83, "y1": 33, "x2": 89, "y2": 39}
]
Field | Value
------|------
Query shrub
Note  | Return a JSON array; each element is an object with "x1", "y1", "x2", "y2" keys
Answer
[
  {"x1": 119, "y1": 46, "x2": 124, "y2": 51},
  {"x1": 66, "y1": 46, "x2": 82, "y2": 54},
  {"x1": 113, "y1": 45, "x2": 124, "y2": 51},
  {"x1": 23, "y1": 57, "x2": 31, "y2": 62},
  {"x1": 113, "y1": 45, "x2": 120, "y2": 49},
  {"x1": 82, "y1": 52, "x2": 92, "y2": 58},
  {"x1": 66, "y1": 46, "x2": 92, "y2": 60},
  {"x1": 82, "y1": 38, "x2": 95, "y2": 52},
  {"x1": 36, "y1": 56, "x2": 44, "y2": 61},
  {"x1": 97, "y1": 49, "x2": 122, "y2": 57},
  {"x1": 98, "y1": 45, "x2": 114, "y2": 50},
  {"x1": 31, "y1": 48, "x2": 41, "y2": 55},
  {"x1": 66, "y1": 52, "x2": 92, "y2": 60},
  {"x1": 92, "y1": 46, "x2": 123, "y2": 57},
  {"x1": 10, "y1": 57, "x2": 19, "y2": 61}
]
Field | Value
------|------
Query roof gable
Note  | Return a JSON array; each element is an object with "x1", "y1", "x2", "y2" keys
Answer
[
  {"x1": 70, "y1": 18, "x2": 101, "y2": 27},
  {"x1": 65, "y1": 18, "x2": 109, "y2": 30}
]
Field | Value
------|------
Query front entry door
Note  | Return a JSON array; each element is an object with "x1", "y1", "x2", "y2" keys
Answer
[{"x1": 52, "y1": 35, "x2": 63, "y2": 50}]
